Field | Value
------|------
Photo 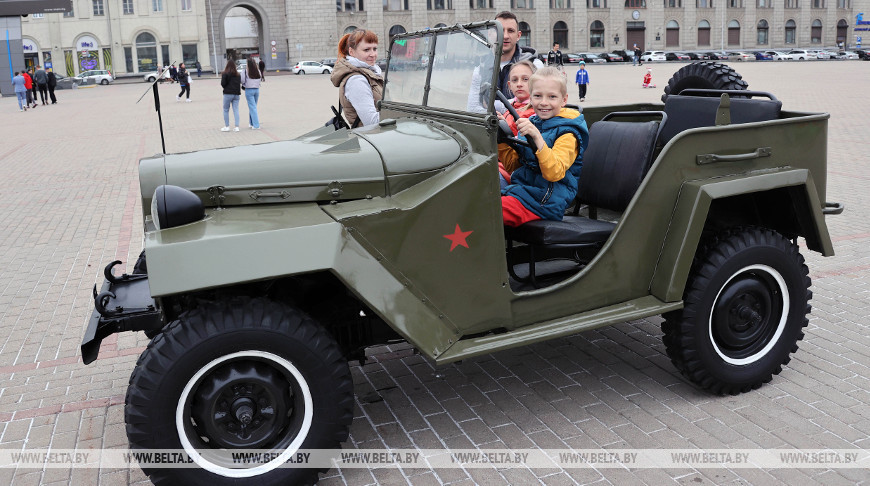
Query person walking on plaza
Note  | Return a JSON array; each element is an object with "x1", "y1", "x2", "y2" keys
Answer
[
  {"x1": 169, "y1": 64, "x2": 178, "y2": 84},
  {"x1": 575, "y1": 61, "x2": 590, "y2": 102},
  {"x1": 28, "y1": 68, "x2": 38, "y2": 106},
  {"x1": 632, "y1": 44, "x2": 638, "y2": 66},
  {"x1": 258, "y1": 58, "x2": 266, "y2": 82},
  {"x1": 46, "y1": 68, "x2": 58, "y2": 104},
  {"x1": 34, "y1": 65, "x2": 48, "y2": 105},
  {"x1": 220, "y1": 60, "x2": 242, "y2": 132},
  {"x1": 22, "y1": 70, "x2": 36, "y2": 109},
  {"x1": 13, "y1": 72, "x2": 28, "y2": 111},
  {"x1": 547, "y1": 43, "x2": 564, "y2": 73},
  {"x1": 176, "y1": 63, "x2": 191, "y2": 102},
  {"x1": 635, "y1": 45, "x2": 643, "y2": 66},
  {"x1": 195, "y1": 61, "x2": 202, "y2": 77},
  {"x1": 241, "y1": 58, "x2": 262, "y2": 129}
]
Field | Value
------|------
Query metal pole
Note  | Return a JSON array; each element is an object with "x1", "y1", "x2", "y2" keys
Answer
[
  {"x1": 721, "y1": 3, "x2": 725, "y2": 51},
  {"x1": 208, "y1": 0, "x2": 219, "y2": 76}
]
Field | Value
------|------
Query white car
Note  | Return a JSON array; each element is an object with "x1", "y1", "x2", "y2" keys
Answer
[
  {"x1": 836, "y1": 51, "x2": 859, "y2": 60},
  {"x1": 76, "y1": 69, "x2": 114, "y2": 85},
  {"x1": 786, "y1": 50, "x2": 815, "y2": 60},
  {"x1": 143, "y1": 69, "x2": 171, "y2": 83},
  {"x1": 815, "y1": 50, "x2": 836, "y2": 60},
  {"x1": 764, "y1": 51, "x2": 789, "y2": 61},
  {"x1": 292, "y1": 61, "x2": 332, "y2": 75},
  {"x1": 640, "y1": 51, "x2": 666, "y2": 62}
]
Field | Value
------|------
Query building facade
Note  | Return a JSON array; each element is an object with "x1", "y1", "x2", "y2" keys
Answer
[{"x1": 19, "y1": 0, "x2": 864, "y2": 78}]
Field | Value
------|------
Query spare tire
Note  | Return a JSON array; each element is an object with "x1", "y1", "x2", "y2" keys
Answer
[{"x1": 661, "y1": 61, "x2": 748, "y2": 102}]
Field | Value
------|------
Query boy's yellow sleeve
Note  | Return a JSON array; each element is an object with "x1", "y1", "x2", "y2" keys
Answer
[
  {"x1": 498, "y1": 143, "x2": 522, "y2": 173},
  {"x1": 536, "y1": 134, "x2": 580, "y2": 182}
]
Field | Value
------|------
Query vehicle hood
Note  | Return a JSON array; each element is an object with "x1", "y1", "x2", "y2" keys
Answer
[{"x1": 139, "y1": 119, "x2": 462, "y2": 214}]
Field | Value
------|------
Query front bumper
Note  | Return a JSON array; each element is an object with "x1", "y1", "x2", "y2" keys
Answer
[{"x1": 81, "y1": 261, "x2": 164, "y2": 364}]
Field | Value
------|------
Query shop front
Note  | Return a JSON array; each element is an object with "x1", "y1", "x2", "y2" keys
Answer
[
  {"x1": 76, "y1": 35, "x2": 102, "y2": 74},
  {"x1": 22, "y1": 38, "x2": 39, "y2": 70}
]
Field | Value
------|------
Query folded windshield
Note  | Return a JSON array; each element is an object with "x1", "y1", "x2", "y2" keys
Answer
[{"x1": 383, "y1": 24, "x2": 499, "y2": 114}]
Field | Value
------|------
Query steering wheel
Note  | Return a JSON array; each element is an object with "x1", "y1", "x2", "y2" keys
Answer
[{"x1": 496, "y1": 90, "x2": 538, "y2": 152}]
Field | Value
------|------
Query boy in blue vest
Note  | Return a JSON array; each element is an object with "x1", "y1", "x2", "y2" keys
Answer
[{"x1": 498, "y1": 66, "x2": 590, "y2": 227}]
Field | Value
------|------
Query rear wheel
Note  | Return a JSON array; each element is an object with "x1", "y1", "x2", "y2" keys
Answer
[
  {"x1": 126, "y1": 297, "x2": 353, "y2": 485},
  {"x1": 661, "y1": 227, "x2": 811, "y2": 395},
  {"x1": 661, "y1": 61, "x2": 748, "y2": 102},
  {"x1": 299, "y1": 70, "x2": 305, "y2": 75},
  {"x1": 101, "y1": 79, "x2": 109, "y2": 85},
  {"x1": 147, "y1": 76, "x2": 156, "y2": 82}
]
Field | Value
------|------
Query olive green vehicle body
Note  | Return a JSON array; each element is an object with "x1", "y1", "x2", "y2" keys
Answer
[{"x1": 134, "y1": 22, "x2": 833, "y2": 365}]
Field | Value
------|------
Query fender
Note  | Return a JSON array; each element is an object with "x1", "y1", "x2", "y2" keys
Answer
[
  {"x1": 144, "y1": 203, "x2": 457, "y2": 358},
  {"x1": 650, "y1": 168, "x2": 834, "y2": 302}
]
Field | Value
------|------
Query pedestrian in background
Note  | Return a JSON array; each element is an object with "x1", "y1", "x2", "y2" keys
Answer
[
  {"x1": 241, "y1": 58, "x2": 262, "y2": 129},
  {"x1": 547, "y1": 43, "x2": 564, "y2": 74},
  {"x1": 635, "y1": 46, "x2": 643, "y2": 66},
  {"x1": 22, "y1": 70, "x2": 36, "y2": 109},
  {"x1": 575, "y1": 61, "x2": 590, "y2": 102},
  {"x1": 169, "y1": 64, "x2": 178, "y2": 84},
  {"x1": 220, "y1": 60, "x2": 242, "y2": 132},
  {"x1": 12, "y1": 72, "x2": 28, "y2": 111},
  {"x1": 258, "y1": 58, "x2": 266, "y2": 82},
  {"x1": 29, "y1": 68, "x2": 38, "y2": 105},
  {"x1": 46, "y1": 68, "x2": 57, "y2": 104},
  {"x1": 632, "y1": 44, "x2": 638, "y2": 66},
  {"x1": 34, "y1": 65, "x2": 48, "y2": 105},
  {"x1": 176, "y1": 63, "x2": 191, "y2": 102},
  {"x1": 195, "y1": 61, "x2": 202, "y2": 77}
]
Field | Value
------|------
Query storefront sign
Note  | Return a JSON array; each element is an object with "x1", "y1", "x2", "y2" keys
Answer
[
  {"x1": 77, "y1": 36, "x2": 99, "y2": 51},
  {"x1": 22, "y1": 39, "x2": 38, "y2": 52},
  {"x1": 856, "y1": 13, "x2": 870, "y2": 31}
]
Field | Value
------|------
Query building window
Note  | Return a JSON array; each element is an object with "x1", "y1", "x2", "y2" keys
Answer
[
  {"x1": 161, "y1": 45, "x2": 170, "y2": 66},
  {"x1": 63, "y1": 4, "x2": 74, "y2": 17},
  {"x1": 518, "y1": 21, "x2": 531, "y2": 47},
  {"x1": 812, "y1": 0, "x2": 823, "y2": 6},
  {"x1": 728, "y1": 19, "x2": 740, "y2": 45},
  {"x1": 123, "y1": 0, "x2": 134, "y2": 14},
  {"x1": 551, "y1": 0, "x2": 570, "y2": 6},
  {"x1": 125, "y1": 46, "x2": 133, "y2": 73},
  {"x1": 427, "y1": 0, "x2": 453, "y2": 9},
  {"x1": 665, "y1": 0, "x2": 682, "y2": 7},
  {"x1": 182, "y1": 44, "x2": 198, "y2": 64},
  {"x1": 153, "y1": 0, "x2": 164, "y2": 13},
  {"x1": 785, "y1": 19, "x2": 796, "y2": 43},
  {"x1": 757, "y1": 19, "x2": 769, "y2": 44},
  {"x1": 511, "y1": 0, "x2": 534, "y2": 7},
  {"x1": 588, "y1": 0, "x2": 606, "y2": 6},
  {"x1": 338, "y1": 0, "x2": 364, "y2": 11},
  {"x1": 785, "y1": 0, "x2": 797, "y2": 7},
  {"x1": 811, "y1": 19, "x2": 822, "y2": 43},
  {"x1": 697, "y1": 0, "x2": 713, "y2": 6},
  {"x1": 625, "y1": 0, "x2": 646, "y2": 6},
  {"x1": 384, "y1": 0, "x2": 409, "y2": 10},
  {"x1": 728, "y1": 0, "x2": 741, "y2": 6},
  {"x1": 553, "y1": 21, "x2": 568, "y2": 47},
  {"x1": 344, "y1": 25, "x2": 358, "y2": 34},
  {"x1": 136, "y1": 32, "x2": 158, "y2": 72},
  {"x1": 470, "y1": 0, "x2": 493, "y2": 6},
  {"x1": 181, "y1": 0, "x2": 192, "y2": 11},
  {"x1": 836, "y1": 0, "x2": 846, "y2": 7},
  {"x1": 93, "y1": 0, "x2": 104, "y2": 16},
  {"x1": 757, "y1": 0, "x2": 767, "y2": 6},
  {"x1": 590, "y1": 20, "x2": 605, "y2": 48},
  {"x1": 389, "y1": 25, "x2": 407, "y2": 39},
  {"x1": 32, "y1": 13, "x2": 44, "y2": 18},
  {"x1": 666, "y1": 20, "x2": 679, "y2": 46},
  {"x1": 698, "y1": 19, "x2": 711, "y2": 45},
  {"x1": 837, "y1": 19, "x2": 847, "y2": 44}
]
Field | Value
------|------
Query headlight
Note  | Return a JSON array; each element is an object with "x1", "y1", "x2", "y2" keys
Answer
[{"x1": 151, "y1": 185, "x2": 205, "y2": 230}]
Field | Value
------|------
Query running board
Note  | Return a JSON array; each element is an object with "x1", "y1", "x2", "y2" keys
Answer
[{"x1": 435, "y1": 295, "x2": 683, "y2": 364}]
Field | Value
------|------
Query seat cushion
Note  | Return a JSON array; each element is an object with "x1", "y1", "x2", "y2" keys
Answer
[{"x1": 511, "y1": 216, "x2": 616, "y2": 246}]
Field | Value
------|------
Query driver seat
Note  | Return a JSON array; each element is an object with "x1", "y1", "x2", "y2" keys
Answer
[{"x1": 506, "y1": 112, "x2": 665, "y2": 287}]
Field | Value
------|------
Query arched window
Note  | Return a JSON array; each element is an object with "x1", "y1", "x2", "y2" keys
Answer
[
  {"x1": 666, "y1": 20, "x2": 679, "y2": 47},
  {"x1": 344, "y1": 25, "x2": 358, "y2": 34},
  {"x1": 518, "y1": 21, "x2": 531, "y2": 47},
  {"x1": 553, "y1": 21, "x2": 568, "y2": 48},
  {"x1": 727, "y1": 19, "x2": 740, "y2": 46},
  {"x1": 837, "y1": 19, "x2": 848, "y2": 46},
  {"x1": 811, "y1": 19, "x2": 822, "y2": 44},
  {"x1": 785, "y1": 19, "x2": 796, "y2": 44},
  {"x1": 135, "y1": 32, "x2": 157, "y2": 72},
  {"x1": 389, "y1": 25, "x2": 406, "y2": 39},
  {"x1": 434, "y1": 23, "x2": 447, "y2": 28},
  {"x1": 590, "y1": 20, "x2": 604, "y2": 48},
  {"x1": 698, "y1": 19, "x2": 711, "y2": 45},
  {"x1": 757, "y1": 19, "x2": 769, "y2": 44}
]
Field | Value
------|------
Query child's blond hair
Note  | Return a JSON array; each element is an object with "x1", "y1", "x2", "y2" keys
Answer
[
  {"x1": 529, "y1": 66, "x2": 567, "y2": 96},
  {"x1": 508, "y1": 59, "x2": 537, "y2": 76}
]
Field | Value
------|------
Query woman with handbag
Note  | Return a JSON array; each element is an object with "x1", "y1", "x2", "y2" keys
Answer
[
  {"x1": 176, "y1": 63, "x2": 191, "y2": 102},
  {"x1": 241, "y1": 58, "x2": 262, "y2": 129},
  {"x1": 330, "y1": 29, "x2": 383, "y2": 127}
]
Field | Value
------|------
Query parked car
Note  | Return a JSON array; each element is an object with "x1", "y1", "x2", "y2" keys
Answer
[
  {"x1": 565, "y1": 52, "x2": 584, "y2": 63},
  {"x1": 704, "y1": 52, "x2": 729, "y2": 60},
  {"x1": 611, "y1": 49, "x2": 633, "y2": 62},
  {"x1": 292, "y1": 61, "x2": 332, "y2": 74},
  {"x1": 143, "y1": 69, "x2": 171, "y2": 83},
  {"x1": 686, "y1": 52, "x2": 711, "y2": 60},
  {"x1": 835, "y1": 51, "x2": 859, "y2": 60},
  {"x1": 726, "y1": 51, "x2": 754, "y2": 61},
  {"x1": 377, "y1": 58, "x2": 389, "y2": 70},
  {"x1": 53, "y1": 73, "x2": 78, "y2": 90},
  {"x1": 640, "y1": 51, "x2": 666, "y2": 62},
  {"x1": 320, "y1": 58, "x2": 338, "y2": 67},
  {"x1": 598, "y1": 52, "x2": 625, "y2": 62},
  {"x1": 786, "y1": 49, "x2": 815, "y2": 60},
  {"x1": 854, "y1": 49, "x2": 870, "y2": 60},
  {"x1": 75, "y1": 69, "x2": 114, "y2": 85},
  {"x1": 755, "y1": 51, "x2": 773, "y2": 60},
  {"x1": 665, "y1": 52, "x2": 691, "y2": 61},
  {"x1": 576, "y1": 52, "x2": 606, "y2": 63},
  {"x1": 762, "y1": 51, "x2": 789, "y2": 61}
]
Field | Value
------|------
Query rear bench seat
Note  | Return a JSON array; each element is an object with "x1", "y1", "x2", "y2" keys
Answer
[{"x1": 659, "y1": 89, "x2": 782, "y2": 145}]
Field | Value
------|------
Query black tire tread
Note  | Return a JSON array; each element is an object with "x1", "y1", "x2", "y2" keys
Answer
[{"x1": 661, "y1": 61, "x2": 749, "y2": 102}]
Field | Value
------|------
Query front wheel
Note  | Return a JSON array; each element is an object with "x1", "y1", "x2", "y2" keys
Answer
[
  {"x1": 101, "y1": 79, "x2": 109, "y2": 85},
  {"x1": 125, "y1": 297, "x2": 354, "y2": 485},
  {"x1": 322, "y1": 69, "x2": 329, "y2": 74},
  {"x1": 662, "y1": 227, "x2": 811, "y2": 395}
]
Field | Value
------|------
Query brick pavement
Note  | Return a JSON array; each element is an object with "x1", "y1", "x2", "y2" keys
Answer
[{"x1": 0, "y1": 61, "x2": 868, "y2": 485}]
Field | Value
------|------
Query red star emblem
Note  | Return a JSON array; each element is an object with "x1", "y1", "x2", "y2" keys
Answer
[{"x1": 443, "y1": 224, "x2": 473, "y2": 252}]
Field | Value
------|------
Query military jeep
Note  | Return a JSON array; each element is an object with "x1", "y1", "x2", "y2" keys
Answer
[{"x1": 82, "y1": 21, "x2": 840, "y2": 485}]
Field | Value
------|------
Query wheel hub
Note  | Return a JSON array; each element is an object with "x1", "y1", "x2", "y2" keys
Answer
[
  {"x1": 191, "y1": 361, "x2": 293, "y2": 449},
  {"x1": 712, "y1": 272, "x2": 783, "y2": 360}
]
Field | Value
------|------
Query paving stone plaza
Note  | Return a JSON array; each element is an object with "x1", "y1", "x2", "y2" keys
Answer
[{"x1": 0, "y1": 60, "x2": 868, "y2": 485}]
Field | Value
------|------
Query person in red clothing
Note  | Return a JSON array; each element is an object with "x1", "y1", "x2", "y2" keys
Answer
[
  {"x1": 642, "y1": 68, "x2": 656, "y2": 89},
  {"x1": 21, "y1": 70, "x2": 37, "y2": 108}
]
